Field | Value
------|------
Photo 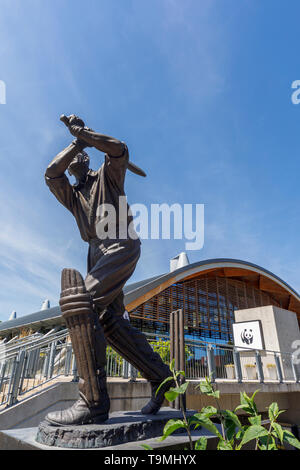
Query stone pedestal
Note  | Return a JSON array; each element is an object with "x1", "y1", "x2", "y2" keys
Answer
[{"x1": 35, "y1": 408, "x2": 195, "y2": 449}]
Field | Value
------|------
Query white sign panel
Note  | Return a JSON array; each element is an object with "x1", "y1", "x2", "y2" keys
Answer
[{"x1": 232, "y1": 320, "x2": 264, "y2": 351}]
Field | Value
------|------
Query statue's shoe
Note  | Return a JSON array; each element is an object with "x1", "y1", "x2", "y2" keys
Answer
[
  {"x1": 45, "y1": 397, "x2": 109, "y2": 426},
  {"x1": 141, "y1": 378, "x2": 175, "y2": 415}
]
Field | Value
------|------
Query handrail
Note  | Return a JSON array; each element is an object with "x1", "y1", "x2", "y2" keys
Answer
[
  {"x1": 1, "y1": 329, "x2": 69, "y2": 361},
  {"x1": 0, "y1": 328, "x2": 299, "y2": 409},
  {"x1": 143, "y1": 331, "x2": 295, "y2": 356}
]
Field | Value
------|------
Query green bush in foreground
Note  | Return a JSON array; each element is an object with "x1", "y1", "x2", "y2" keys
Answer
[{"x1": 141, "y1": 360, "x2": 300, "y2": 451}]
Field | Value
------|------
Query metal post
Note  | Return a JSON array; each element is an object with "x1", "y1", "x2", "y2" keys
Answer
[
  {"x1": 42, "y1": 346, "x2": 50, "y2": 377},
  {"x1": 47, "y1": 341, "x2": 57, "y2": 379},
  {"x1": 64, "y1": 345, "x2": 73, "y2": 376},
  {"x1": 274, "y1": 353, "x2": 283, "y2": 383},
  {"x1": 206, "y1": 344, "x2": 216, "y2": 382},
  {"x1": 233, "y1": 349, "x2": 242, "y2": 383},
  {"x1": 170, "y1": 310, "x2": 176, "y2": 409},
  {"x1": 174, "y1": 311, "x2": 179, "y2": 372},
  {"x1": 169, "y1": 309, "x2": 186, "y2": 410},
  {"x1": 17, "y1": 352, "x2": 28, "y2": 397},
  {"x1": 174, "y1": 310, "x2": 180, "y2": 410},
  {"x1": 0, "y1": 361, "x2": 7, "y2": 394},
  {"x1": 30, "y1": 349, "x2": 40, "y2": 378},
  {"x1": 122, "y1": 359, "x2": 129, "y2": 379},
  {"x1": 72, "y1": 357, "x2": 78, "y2": 382},
  {"x1": 170, "y1": 310, "x2": 174, "y2": 367},
  {"x1": 129, "y1": 363, "x2": 137, "y2": 382},
  {"x1": 255, "y1": 350, "x2": 264, "y2": 383},
  {"x1": 26, "y1": 349, "x2": 38, "y2": 378},
  {"x1": 178, "y1": 309, "x2": 186, "y2": 412},
  {"x1": 291, "y1": 354, "x2": 299, "y2": 383},
  {"x1": 8, "y1": 350, "x2": 26, "y2": 406}
]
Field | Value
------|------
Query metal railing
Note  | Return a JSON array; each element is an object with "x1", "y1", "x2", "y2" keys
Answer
[
  {"x1": 0, "y1": 329, "x2": 299, "y2": 409},
  {"x1": 0, "y1": 329, "x2": 75, "y2": 408},
  {"x1": 184, "y1": 339, "x2": 300, "y2": 384}
]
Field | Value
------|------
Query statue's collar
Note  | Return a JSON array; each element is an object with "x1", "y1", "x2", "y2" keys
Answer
[{"x1": 73, "y1": 169, "x2": 98, "y2": 191}]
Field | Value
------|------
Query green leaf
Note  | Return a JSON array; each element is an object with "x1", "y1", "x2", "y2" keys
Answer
[
  {"x1": 194, "y1": 437, "x2": 207, "y2": 450},
  {"x1": 217, "y1": 439, "x2": 233, "y2": 450},
  {"x1": 224, "y1": 421, "x2": 236, "y2": 442},
  {"x1": 283, "y1": 430, "x2": 300, "y2": 450},
  {"x1": 170, "y1": 358, "x2": 175, "y2": 372},
  {"x1": 140, "y1": 444, "x2": 153, "y2": 450},
  {"x1": 258, "y1": 435, "x2": 277, "y2": 450},
  {"x1": 155, "y1": 376, "x2": 174, "y2": 397},
  {"x1": 271, "y1": 422, "x2": 284, "y2": 444},
  {"x1": 175, "y1": 381, "x2": 189, "y2": 394},
  {"x1": 235, "y1": 404, "x2": 253, "y2": 415},
  {"x1": 248, "y1": 415, "x2": 262, "y2": 426},
  {"x1": 222, "y1": 410, "x2": 242, "y2": 441},
  {"x1": 198, "y1": 380, "x2": 214, "y2": 395},
  {"x1": 236, "y1": 390, "x2": 259, "y2": 416},
  {"x1": 175, "y1": 370, "x2": 186, "y2": 378},
  {"x1": 198, "y1": 380, "x2": 220, "y2": 398},
  {"x1": 199, "y1": 405, "x2": 218, "y2": 417},
  {"x1": 164, "y1": 389, "x2": 179, "y2": 402},
  {"x1": 268, "y1": 402, "x2": 279, "y2": 422},
  {"x1": 222, "y1": 410, "x2": 242, "y2": 430},
  {"x1": 190, "y1": 414, "x2": 222, "y2": 438},
  {"x1": 188, "y1": 407, "x2": 217, "y2": 431},
  {"x1": 165, "y1": 381, "x2": 189, "y2": 402},
  {"x1": 239, "y1": 425, "x2": 269, "y2": 447},
  {"x1": 165, "y1": 380, "x2": 188, "y2": 402},
  {"x1": 157, "y1": 419, "x2": 186, "y2": 441},
  {"x1": 235, "y1": 427, "x2": 245, "y2": 441},
  {"x1": 250, "y1": 389, "x2": 260, "y2": 402}
]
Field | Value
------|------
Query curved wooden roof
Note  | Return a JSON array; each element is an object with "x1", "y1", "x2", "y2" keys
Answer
[
  {"x1": 1, "y1": 258, "x2": 299, "y2": 337},
  {"x1": 124, "y1": 259, "x2": 300, "y2": 319}
]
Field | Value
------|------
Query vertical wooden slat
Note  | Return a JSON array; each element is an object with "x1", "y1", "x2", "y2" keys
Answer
[
  {"x1": 179, "y1": 309, "x2": 185, "y2": 374},
  {"x1": 215, "y1": 277, "x2": 222, "y2": 338},
  {"x1": 244, "y1": 283, "x2": 248, "y2": 309},
  {"x1": 205, "y1": 276, "x2": 211, "y2": 332},
  {"x1": 195, "y1": 279, "x2": 200, "y2": 327},
  {"x1": 129, "y1": 274, "x2": 280, "y2": 342},
  {"x1": 225, "y1": 277, "x2": 231, "y2": 340},
  {"x1": 235, "y1": 285, "x2": 240, "y2": 310}
]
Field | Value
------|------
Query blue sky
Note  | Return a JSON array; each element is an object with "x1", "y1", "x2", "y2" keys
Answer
[{"x1": 0, "y1": 0, "x2": 300, "y2": 321}]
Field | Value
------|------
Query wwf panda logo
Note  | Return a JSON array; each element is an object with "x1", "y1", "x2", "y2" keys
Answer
[{"x1": 241, "y1": 328, "x2": 254, "y2": 345}]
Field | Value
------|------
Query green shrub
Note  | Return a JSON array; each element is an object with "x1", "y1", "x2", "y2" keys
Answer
[{"x1": 141, "y1": 362, "x2": 300, "y2": 451}]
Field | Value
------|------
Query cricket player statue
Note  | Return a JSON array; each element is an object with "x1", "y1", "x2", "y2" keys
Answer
[{"x1": 44, "y1": 115, "x2": 173, "y2": 426}]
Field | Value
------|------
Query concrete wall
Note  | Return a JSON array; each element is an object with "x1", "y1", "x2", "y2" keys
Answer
[
  {"x1": 273, "y1": 306, "x2": 300, "y2": 353},
  {"x1": 1, "y1": 378, "x2": 300, "y2": 431},
  {"x1": 187, "y1": 381, "x2": 300, "y2": 423},
  {"x1": 234, "y1": 305, "x2": 300, "y2": 353},
  {"x1": 234, "y1": 305, "x2": 300, "y2": 380},
  {"x1": 0, "y1": 379, "x2": 152, "y2": 430}
]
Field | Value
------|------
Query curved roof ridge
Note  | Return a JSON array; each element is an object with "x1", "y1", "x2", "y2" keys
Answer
[
  {"x1": 1, "y1": 257, "x2": 299, "y2": 335},
  {"x1": 124, "y1": 257, "x2": 300, "y2": 307}
]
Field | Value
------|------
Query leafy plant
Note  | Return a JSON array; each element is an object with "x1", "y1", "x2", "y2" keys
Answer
[
  {"x1": 149, "y1": 339, "x2": 193, "y2": 365},
  {"x1": 142, "y1": 366, "x2": 300, "y2": 451},
  {"x1": 106, "y1": 345, "x2": 123, "y2": 374}
]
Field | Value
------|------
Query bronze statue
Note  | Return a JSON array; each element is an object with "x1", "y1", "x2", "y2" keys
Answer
[{"x1": 44, "y1": 115, "x2": 173, "y2": 426}]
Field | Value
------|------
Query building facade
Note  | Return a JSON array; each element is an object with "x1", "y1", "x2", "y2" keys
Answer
[
  {"x1": 125, "y1": 259, "x2": 300, "y2": 344},
  {"x1": 0, "y1": 258, "x2": 300, "y2": 344}
]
